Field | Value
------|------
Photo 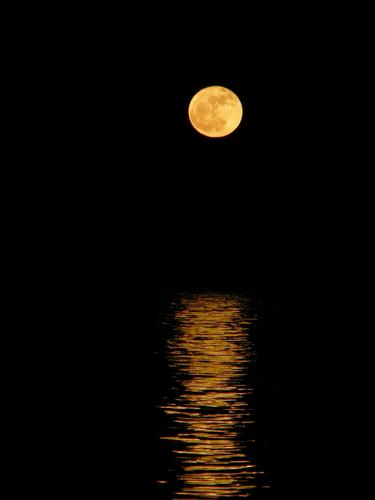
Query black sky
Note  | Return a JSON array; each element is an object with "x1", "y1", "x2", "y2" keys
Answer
[{"x1": 62, "y1": 10, "x2": 321, "y2": 298}]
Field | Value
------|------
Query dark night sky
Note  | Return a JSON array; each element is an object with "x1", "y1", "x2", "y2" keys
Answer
[{"x1": 60, "y1": 9, "x2": 324, "y2": 299}]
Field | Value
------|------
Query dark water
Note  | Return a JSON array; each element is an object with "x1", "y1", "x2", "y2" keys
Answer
[{"x1": 152, "y1": 292, "x2": 271, "y2": 499}]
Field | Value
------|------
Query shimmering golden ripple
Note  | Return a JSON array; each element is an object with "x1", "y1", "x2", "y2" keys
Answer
[{"x1": 159, "y1": 294, "x2": 263, "y2": 498}]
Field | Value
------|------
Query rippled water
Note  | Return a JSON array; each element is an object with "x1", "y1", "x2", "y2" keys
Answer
[{"x1": 155, "y1": 293, "x2": 268, "y2": 499}]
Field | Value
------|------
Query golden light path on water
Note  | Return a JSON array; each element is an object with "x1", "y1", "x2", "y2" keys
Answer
[{"x1": 159, "y1": 294, "x2": 262, "y2": 498}]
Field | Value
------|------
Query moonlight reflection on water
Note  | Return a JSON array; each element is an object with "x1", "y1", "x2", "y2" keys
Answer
[{"x1": 157, "y1": 293, "x2": 266, "y2": 498}]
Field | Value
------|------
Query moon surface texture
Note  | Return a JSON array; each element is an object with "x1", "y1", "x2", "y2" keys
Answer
[{"x1": 188, "y1": 86, "x2": 243, "y2": 138}]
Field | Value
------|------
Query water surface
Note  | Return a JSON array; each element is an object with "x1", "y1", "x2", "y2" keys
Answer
[{"x1": 154, "y1": 292, "x2": 269, "y2": 498}]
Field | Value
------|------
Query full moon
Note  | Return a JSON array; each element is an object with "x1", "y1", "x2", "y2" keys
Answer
[{"x1": 188, "y1": 86, "x2": 243, "y2": 138}]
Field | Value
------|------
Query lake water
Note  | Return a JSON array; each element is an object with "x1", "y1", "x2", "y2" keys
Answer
[{"x1": 151, "y1": 292, "x2": 271, "y2": 499}]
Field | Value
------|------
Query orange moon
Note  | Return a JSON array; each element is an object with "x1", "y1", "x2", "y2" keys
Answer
[{"x1": 188, "y1": 86, "x2": 243, "y2": 138}]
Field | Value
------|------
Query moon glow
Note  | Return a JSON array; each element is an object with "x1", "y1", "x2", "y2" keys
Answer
[{"x1": 188, "y1": 86, "x2": 243, "y2": 138}]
